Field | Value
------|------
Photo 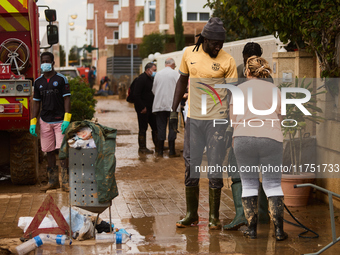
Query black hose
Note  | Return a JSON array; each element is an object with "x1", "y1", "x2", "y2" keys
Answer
[{"x1": 284, "y1": 204, "x2": 319, "y2": 238}]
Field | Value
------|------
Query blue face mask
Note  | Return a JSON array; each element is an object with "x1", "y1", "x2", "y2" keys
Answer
[
  {"x1": 151, "y1": 71, "x2": 156, "y2": 77},
  {"x1": 41, "y1": 63, "x2": 52, "y2": 73}
]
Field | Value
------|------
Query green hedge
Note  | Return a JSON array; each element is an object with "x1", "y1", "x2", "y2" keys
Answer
[{"x1": 69, "y1": 77, "x2": 97, "y2": 121}]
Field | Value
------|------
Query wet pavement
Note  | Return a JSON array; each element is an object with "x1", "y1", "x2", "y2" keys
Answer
[{"x1": 1, "y1": 97, "x2": 340, "y2": 255}]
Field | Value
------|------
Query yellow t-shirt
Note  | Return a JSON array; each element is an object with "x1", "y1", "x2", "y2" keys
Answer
[{"x1": 179, "y1": 45, "x2": 238, "y2": 120}]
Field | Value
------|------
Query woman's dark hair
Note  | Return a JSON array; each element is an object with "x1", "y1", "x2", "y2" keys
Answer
[
  {"x1": 242, "y1": 42, "x2": 263, "y2": 57},
  {"x1": 40, "y1": 51, "x2": 54, "y2": 62}
]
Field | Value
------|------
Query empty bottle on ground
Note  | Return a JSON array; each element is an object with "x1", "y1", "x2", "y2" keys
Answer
[{"x1": 95, "y1": 233, "x2": 131, "y2": 244}]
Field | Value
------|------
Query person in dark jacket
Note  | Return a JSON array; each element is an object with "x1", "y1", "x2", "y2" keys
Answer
[
  {"x1": 134, "y1": 62, "x2": 158, "y2": 154},
  {"x1": 88, "y1": 66, "x2": 96, "y2": 89}
]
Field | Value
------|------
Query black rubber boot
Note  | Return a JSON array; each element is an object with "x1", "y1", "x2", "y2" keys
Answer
[
  {"x1": 258, "y1": 184, "x2": 270, "y2": 224},
  {"x1": 61, "y1": 167, "x2": 70, "y2": 192},
  {"x1": 268, "y1": 196, "x2": 288, "y2": 241},
  {"x1": 157, "y1": 140, "x2": 164, "y2": 157},
  {"x1": 152, "y1": 131, "x2": 159, "y2": 152},
  {"x1": 223, "y1": 181, "x2": 247, "y2": 230},
  {"x1": 169, "y1": 140, "x2": 180, "y2": 158},
  {"x1": 242, "y1": 196, "x2": 258, "y2": 239},
  {"x1": 138, "y1": 134, "x2": 153, "y2": 154},
  {"x1": 209, "y1": 188, "x2": 222, "y2": 230},
  {"x1": 176, "y1": 186, "x2": 199, "y2": 227},
  {"x1": 40, "y1": 166, "x2": 60, "y2": 192}
]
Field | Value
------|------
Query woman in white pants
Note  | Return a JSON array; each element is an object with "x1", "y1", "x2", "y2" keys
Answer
[{"x1": 229, "y1": 56, "x2": 288, "y2": 241}]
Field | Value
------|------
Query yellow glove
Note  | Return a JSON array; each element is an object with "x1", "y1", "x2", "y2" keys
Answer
[
  {"x1": 64, "y1": 113, "x2": 72, "y2": 122},
  {"x1": 30, "y1": 118, "x2": 37, "y2": 137},
  {"x1": 61, "y1": 113, "x2": 72, "y2": 134}
]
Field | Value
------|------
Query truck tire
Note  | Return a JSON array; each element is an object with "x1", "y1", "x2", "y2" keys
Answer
[{"x1": 10, "y1": 131, "x2": 39, "y2": 185}]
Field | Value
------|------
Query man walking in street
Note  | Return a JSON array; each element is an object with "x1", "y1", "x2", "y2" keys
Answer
[
  {"x1": 30, "y1": 52, "x2": 71, "y2": 192},
  {"x1": 88, "y1": 66, "x2": 96, "y2": 89},
  {"x1": 134, "y1": 62, "x2": 158, "y2": 154},
  {"x1": 152, "y1": 58, "x2": 180, "y2": 157},
  {"x1": 170, "y1": 17, "x2": 238, "y2": 230}
]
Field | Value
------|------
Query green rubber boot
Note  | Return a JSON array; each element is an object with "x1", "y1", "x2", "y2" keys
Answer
[
  {"x1": 223, "y1": 181, "x2": 247, "y2": 230},
  {"x1": 209, "y1": 188, "x2": 222, "y2": 230},
  {"x1": 176, "y1": 186, "x2": 199, "y2": 227},
  {"x1": 258, "y1": 183, "x2": 270, "y2": 224}
]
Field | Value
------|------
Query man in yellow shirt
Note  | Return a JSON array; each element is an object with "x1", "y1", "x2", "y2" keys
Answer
[{"x1": 170, "y1": 17, "x2": 237, "y2": 229}]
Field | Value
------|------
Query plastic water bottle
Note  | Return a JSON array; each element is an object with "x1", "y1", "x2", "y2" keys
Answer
[
  {"x1": 39, "y1": 234, "x2": 72, "y2": 245},
  {"x1": 15, "y1": 235, "x2": 43, "y2": 255},
  {"x1": 115, "y1": 232, "x2": 131, "y2": 244},
  {"x1": 95, "y1": 233, "x2": 131, "y2": 244}
]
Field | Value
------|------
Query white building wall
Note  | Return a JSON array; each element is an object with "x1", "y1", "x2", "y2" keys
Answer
[
  {"x1": 118, "y1": 24, "x2": 122, "y2": 39},
  {"x1": 178, "y1": 0, "x2": 212, "y2": 22},
  {"x1": 144, "y1": 0, "x2": 149, "y2": 23},
  {"x1": 121, "y1": 21, "x2": 129, "y2": 38},
  {"x1": 135, "y1": 21, "x2": 144, "y2": 38},
  {"x1": 122, "y1": 0, "x2": 129, "y2": 7},
  {"x1": 113, "y1": 5, "x2": 119, "y2": 17},
  {"x1": 135, "y1": 0, "x2": 144, "y2": 6},
  {"x1": 185, "y1": 0, "x2": 212, "y2": 13},
  {"x1": 87, "y1": 3, "x2": 94, "y2": 20}
]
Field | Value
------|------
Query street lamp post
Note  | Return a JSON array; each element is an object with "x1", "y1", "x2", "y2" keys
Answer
[{"x1": 66, "y1": 14, "x2": 77, "y2": 67}]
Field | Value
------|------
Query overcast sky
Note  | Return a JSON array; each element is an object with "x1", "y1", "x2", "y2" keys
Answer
[{"x1": 38, "y1": 0, "x2": 87, "y2": 49}]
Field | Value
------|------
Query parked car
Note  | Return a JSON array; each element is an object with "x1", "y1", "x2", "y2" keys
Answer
[{"x1": 55, "y1": 67, "x2": 80, "y2": 79}]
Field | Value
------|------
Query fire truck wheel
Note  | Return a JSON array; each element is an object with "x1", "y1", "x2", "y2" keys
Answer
[{"x1": 10, "y1": 131, "x2": 39, "y2": 185}]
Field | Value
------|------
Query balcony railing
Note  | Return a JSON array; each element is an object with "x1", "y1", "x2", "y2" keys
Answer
[
  {"x1": 105, "y1": 37, "x2": 119, "y2": 45},
  {"x1": 105, "y1": 10, "x2": 118, "y2": 19}
]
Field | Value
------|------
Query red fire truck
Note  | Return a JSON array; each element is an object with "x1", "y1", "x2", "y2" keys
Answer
[{"x1": 0, "y1": 0, "x2": 58, "y2": 184}]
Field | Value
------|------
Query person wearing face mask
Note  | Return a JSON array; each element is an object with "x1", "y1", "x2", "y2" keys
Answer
[
  {"x1": 133, "y1": 62, "x2": 158, "y2": 154},
  {"x1": 30, "y1": 52, "x2": 71, "y2": 192}
]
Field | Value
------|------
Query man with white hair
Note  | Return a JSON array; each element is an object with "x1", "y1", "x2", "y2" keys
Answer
[{"x1": 152, "y1": 58, "x2": 180, "y2": 157}]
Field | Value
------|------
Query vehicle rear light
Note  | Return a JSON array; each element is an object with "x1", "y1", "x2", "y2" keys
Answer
[{"x1": 0, "y1": 103, "x2": 22, "y2": 114}]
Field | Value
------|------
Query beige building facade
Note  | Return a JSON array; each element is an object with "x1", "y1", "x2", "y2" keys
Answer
[{"x1": 86, "y1": 0, "x2": 212, "y2": 83}]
